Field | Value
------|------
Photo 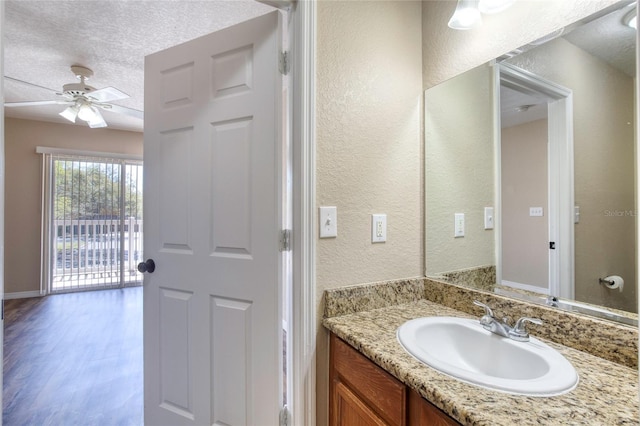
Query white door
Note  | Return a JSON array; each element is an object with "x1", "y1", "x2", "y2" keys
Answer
[{"x1": 143, "y1": 11, "x2": 285, "y2": 425}]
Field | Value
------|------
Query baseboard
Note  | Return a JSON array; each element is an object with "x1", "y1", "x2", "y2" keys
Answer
[{"x1": 5, "y1": 291, "x2": 43, "y2": 300}]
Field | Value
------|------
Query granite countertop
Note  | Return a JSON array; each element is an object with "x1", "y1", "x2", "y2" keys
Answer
[{"x1": 323, "y1": 299, "x2": 639, "y2": 425}]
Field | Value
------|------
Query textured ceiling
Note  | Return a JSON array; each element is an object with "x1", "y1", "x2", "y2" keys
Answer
[
  {"x1": 502, "y1": 2, "x2": 636, "y2": 128},
  {"x1": 3, "y1": 0, "x2": 275, "y2": 132},
  {"x1": 564, "y1": 2, "x2": 636, "y2": 77}
]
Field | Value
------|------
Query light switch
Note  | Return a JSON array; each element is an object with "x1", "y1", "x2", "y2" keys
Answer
[
  {"x1": 319, "y1": 206, "x2": 337, "y2": 238},
  {"x1": 454, "y1": 213, "x2": 464, "y2": 238},
  {"x1": 371, "y1": 214, "x2": 387, "y2": 243},
  {"x1": 484, "y1": 207, "x2": 494, "y2": 230}
]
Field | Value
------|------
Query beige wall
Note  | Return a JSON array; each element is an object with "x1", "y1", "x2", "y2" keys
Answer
[
  {"x1": 425, "y1": 63, "x2": 495, "y2": 274},
  {"x1": 508, "y1": 37, "x2": 636, "y2": 312},
  {"x1": 315, "y1": 0, "x2": 628, "y2": 421},
  {"x1": 501, "y1": 119, "x2": 549, "y2": 289},
  {"x1": 315, "y1": 0, "x2": 627, "y2": 421},
  {"x1": 4, "y1": 118, "x2": 143, "y2": 295},
  {"x1": 315, "y1": 1, "x2": 423, "y2": 423}
]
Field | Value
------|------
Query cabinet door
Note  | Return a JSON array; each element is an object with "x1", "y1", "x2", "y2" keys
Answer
[
  {"x1": 333, "y1": 381, "x2": 388, "y2": 426},
  {"x1": 408, "y1": 390, "x2": 461, "y2": 426},
  {"x1": 330, "y1": 334, "x2": 406, "y2": 426}
]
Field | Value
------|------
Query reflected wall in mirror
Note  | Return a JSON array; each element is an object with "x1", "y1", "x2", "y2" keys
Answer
[{"x1": 425, "y1": 0, "x2": 637, "y2": 318}]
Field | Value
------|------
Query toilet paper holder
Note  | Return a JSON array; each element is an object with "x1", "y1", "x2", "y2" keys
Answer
[
  {"x1": 599, "y1": 277, "x2": 614, "y2": 286},
  {"x1": 599, "y1": 275, "x2": 624, "y2": 292}
]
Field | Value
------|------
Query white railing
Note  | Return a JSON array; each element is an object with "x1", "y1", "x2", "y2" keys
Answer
[{"x1": 53, "y1": 217, "x2": 143, "y2": 289}]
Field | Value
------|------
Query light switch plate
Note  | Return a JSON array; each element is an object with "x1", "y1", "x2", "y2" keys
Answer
[
  {"x1": 371, "y1": 214, "x2": 387, "y2": 243},
  {"x1": 484, "y1": 207, "x2": 494, "y2": 230},
  {"x1": 319, "y1": 206, "x2": 337, "y2": 238},
  {"x1": 454, "y1": 213, "x2": 464, "y2": 238},
  {"x1": 530, "y1": 207, "x2": 544, "y2": 217}
]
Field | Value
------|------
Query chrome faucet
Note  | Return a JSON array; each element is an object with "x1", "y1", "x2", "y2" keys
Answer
[{"x1": 473, "y1": 300, "x2": 543, "y2": 342}]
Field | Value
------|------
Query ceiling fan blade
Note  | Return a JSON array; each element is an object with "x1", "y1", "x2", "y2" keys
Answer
[
  {"x1": 98, "y1": 103, "x2": 143, "y2": 120},
  {"x1": 87, "y1": 86, "x2": 130, "y2": 103},
  {"x1": 4, "y1": 76, "x2": 59, "y2": 93},
  {"x1": 88, "y1": 108, "x2": 107, "y2": 129},
  {"x1": 5, "y1": 100, "x2": 73, "y2": 107}
]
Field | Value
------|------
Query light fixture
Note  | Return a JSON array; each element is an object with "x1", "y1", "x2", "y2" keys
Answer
[
  {"x1": 59, "y1": 101, "x2": 106, "y2": 128},
  {"x1": 478, "y1": 0, "x2": 516, "y2": 15},
  {"x1": 59, "y1": 105, "x2": 79, "y2": 123},
  {"x1": 516, "y1": 104, "x2": 535, "y2": 112},
  {"x1": 624, "y1": 8, "x2": 637, "y2": 29},
  {"x1": 448, "y1": 0, "x2": 482, "y2": 30},
  {"x1": 449, "y1": 0, "x2": 517, "y2": 30},
  {"x1": 77, "y1": 103, "x2": 99, "y2": 122}
]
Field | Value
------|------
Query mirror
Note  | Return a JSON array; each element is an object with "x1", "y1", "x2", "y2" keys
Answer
[{"x1": 425, "y1": 0, "x2": 637, "y2": 322}]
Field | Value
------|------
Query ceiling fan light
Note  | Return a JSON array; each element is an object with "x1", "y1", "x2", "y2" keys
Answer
[
  {"x1": 448, "y1": 0, "x2": 482, "y2": 30},
  {"x1": 88, "y1": 109, "x2": 107, "y2": 129},
  {"x1": 59, "y1": 106, "x2": 78, "y2": 123},
  {"x1": 77, "y1": 103, "x2": 98, "y2": 122}
]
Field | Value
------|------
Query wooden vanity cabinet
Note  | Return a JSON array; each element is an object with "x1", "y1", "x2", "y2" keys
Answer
[{"x1": 330, "y1": 333, "x2": 460, "y2": 426}]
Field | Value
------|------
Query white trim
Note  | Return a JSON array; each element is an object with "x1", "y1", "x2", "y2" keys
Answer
[
  {"x1": 497, "y1": 63, "x2": 574, "y2": 300},
  {"x1": 35, "y1": 146, "x2": 143, "y2": 161},
  {"x1": 0, "y1": 2, "x2": 5, "y2": 420},
  {"x1": 257, "y1": 0, "x2": 293, "y2": 10},
  {"x1": 548, "y1": 96, "x2": 575, "y2": 300},
  {"x1": 633, "y1": 0, "x2": 640, "y2": 382},
  {"x1": 501, "y1": 280, "x2": 550, "y2": 295},
  {"x1": 290, "y1": 1, "x2": 316, "y2": 425},
  {"x1": 491, "y1": 62, "x2": 503, "y2": 286},
  {"x1": 40, "y1": 153, "x2": 52, "y2": 296},
  {"x1": 5, "y1": 291, "x2": 43, "y2": 300}
]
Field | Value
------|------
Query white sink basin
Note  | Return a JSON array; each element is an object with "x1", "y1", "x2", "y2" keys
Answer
[{"x1": 397, "y1": 316, "x2": 578, "y2": 397}]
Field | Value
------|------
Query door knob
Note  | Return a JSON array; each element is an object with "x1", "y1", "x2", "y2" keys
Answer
[{"x1": 138, "y1": 259, "x2": 156, "y2": 273}]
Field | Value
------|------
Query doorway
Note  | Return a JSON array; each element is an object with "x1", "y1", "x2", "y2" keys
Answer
[
  {"x1": 497, "y1": 63, "x2": 574, "y2": 299},
  {"x1": 3, "y1": 2, "x2": 315, "y2": 425}
]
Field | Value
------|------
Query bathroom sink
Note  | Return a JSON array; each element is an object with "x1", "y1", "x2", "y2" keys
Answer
[{"x1": 397, "y1": 316, "x2": 578, "y2": 397}]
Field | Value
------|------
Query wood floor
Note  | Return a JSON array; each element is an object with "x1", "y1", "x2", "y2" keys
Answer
[{"x1": 3, "y1": 287, "x2": 143, "y2": 425}]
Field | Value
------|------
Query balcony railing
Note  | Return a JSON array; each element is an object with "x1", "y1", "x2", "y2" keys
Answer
[{"x1": 53, "y1": 217, "x2": 143, "y2": 291}]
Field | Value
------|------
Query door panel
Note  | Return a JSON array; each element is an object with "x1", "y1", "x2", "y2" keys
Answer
[
  {"x1": 159, "y1": 128, "x2": 193, "y2": 252},
  {"x1": 144, "y1": 11, "x2": 284, "y2": 425}
]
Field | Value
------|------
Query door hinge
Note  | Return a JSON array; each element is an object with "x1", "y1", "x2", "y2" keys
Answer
[
  {"x1": 549, "y1": 241, "x2": 556, "y2": 250},
  {"x1": 280, "y1": 229, "x2": 292, "y2": 252},
  {"x1": 279, "y1": 405, "x2": 290, "y2": 426},
  {"x1": 279, "y1": 51, "x2": 290, "y2": 75}
]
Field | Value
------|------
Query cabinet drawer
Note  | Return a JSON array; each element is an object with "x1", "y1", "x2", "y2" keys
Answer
[{"x1": 331, "y1": 334, "x2": 406, "y2": 425}]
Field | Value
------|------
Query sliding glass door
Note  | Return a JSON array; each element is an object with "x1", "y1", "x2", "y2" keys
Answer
[{"x1": 47, "y1": 154, "x2": 143, "y2": 293}]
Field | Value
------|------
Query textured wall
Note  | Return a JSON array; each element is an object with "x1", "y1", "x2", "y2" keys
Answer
[
  {"x1": 425, "y1": 63, "x2": 494, "y2": 274},
  {"x1": 501, "y1": 119, "x2": 549, "y2": 289},
  {"x1": 508, "y1": 37, "x2": 636, "y2": 312},
  {"x1": 4, "y1": 118, "x2": 143, "y2": 295},
  {"x1": 316, "y1": 1, "x2": 423, "y2": 291},
  {"x1": 315, "y1": 1, "x2": 423, "y2": 423},
  {"x1": 422, "y1": 0, "x2": 619, "y2": 89}
]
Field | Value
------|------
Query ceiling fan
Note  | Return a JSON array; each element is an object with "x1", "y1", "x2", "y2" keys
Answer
[{"x1": 4, "y1": 65, "x2": 143, "y2": 129}]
